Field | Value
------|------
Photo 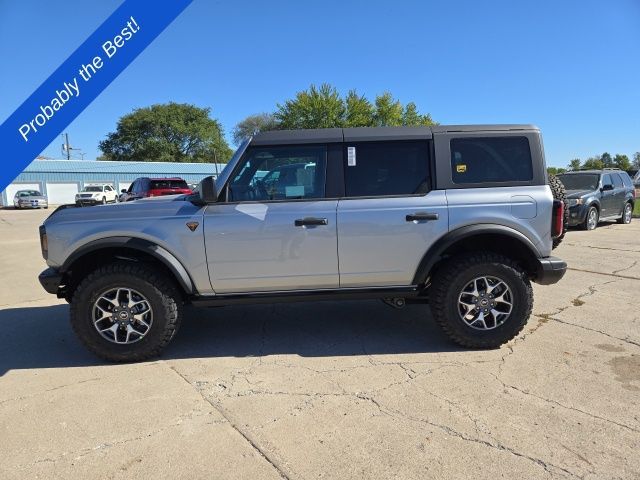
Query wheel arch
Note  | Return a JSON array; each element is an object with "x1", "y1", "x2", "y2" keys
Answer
[
  {"x1": 61, "y1": 237, "x2": 195, "y2": 298},
  {"x1": 413, "y1": 225, "x2": 542, "y2": 285}
]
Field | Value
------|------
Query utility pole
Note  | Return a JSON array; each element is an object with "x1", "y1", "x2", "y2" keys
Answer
[{"x1": 62, "y1": 133, "x2": 82, "y2": 160}]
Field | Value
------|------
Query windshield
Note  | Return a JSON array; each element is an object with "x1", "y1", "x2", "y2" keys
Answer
[
  {"x1": 18, "y1": 190, "x2": 41, "y2": 197},
  {"x1": 558, "y1": 174, "x2": 599, "y2": 190},
  {"x1": 83, "y1": 186, "x2": 103, "y2": 192},
  {"x1": 215, "y1": 138, "x2": 251, "y2": 190}
]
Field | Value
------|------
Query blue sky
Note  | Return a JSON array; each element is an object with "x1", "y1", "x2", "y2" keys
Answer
[{"x1": 1, "y1": 0, "x2": 639, "y2": 167}]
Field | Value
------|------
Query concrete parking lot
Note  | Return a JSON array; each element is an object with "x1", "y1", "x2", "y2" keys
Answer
[{"x1": 1, "y1": 207, "x2": 639, "y2": 479}]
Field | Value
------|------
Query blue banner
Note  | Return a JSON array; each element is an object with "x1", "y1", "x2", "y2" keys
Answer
[{"x1": 0, "y1": 0, "x2": 193, "y2": 192}]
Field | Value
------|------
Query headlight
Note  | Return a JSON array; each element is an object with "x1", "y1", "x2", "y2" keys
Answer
[{"x1": 567, "y1": 198, "x2": 583, "y2": 207}]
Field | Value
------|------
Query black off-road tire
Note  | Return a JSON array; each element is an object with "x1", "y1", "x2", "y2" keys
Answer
[
  {"x1": 430, "y1": 252, "x2": 533, "y2": 349},
  {"x1": 70, "y1": 262, "x2": 182, "y2": 362},
  {"x1": 548, "y1": 173, "x2": 568, "y2": 248}
]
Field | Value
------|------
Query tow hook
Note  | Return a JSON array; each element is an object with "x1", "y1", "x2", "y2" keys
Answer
[{"x1": 383, "y1": 297, "x2": 406, "y2": 309}]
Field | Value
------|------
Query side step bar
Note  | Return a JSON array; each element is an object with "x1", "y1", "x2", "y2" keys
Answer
[{"x1": 190, "y1": 286, "x2": 424, "y2": 307}]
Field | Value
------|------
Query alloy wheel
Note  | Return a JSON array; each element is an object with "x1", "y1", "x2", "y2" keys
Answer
[
  {"x1": 92, "y1": 287, "x2": 153, "y2": 344},
  {"x1": 457, "y1": 276, "x2": 513, "y2": 330}
]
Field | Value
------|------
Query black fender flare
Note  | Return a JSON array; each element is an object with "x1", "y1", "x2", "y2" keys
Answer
[
  {"x1": 61, "y1": 237, "x2": 195, "y2": 294},
  {"x1": 412, "y1": 224, "x2": 542, "y2": 285}
]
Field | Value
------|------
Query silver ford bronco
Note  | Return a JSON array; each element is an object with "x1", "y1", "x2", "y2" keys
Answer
[{"x1": 38, "y1": 125, "x2": 567, "y2": 361}]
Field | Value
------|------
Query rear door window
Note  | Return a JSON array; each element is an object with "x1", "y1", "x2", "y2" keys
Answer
[
  {"x1": 611, "y1": 173, "x2": 624, "y2": 188},
  {"x1": 602, "y1": 174, "x2": 612, "y2": 187},
  {"x1": 344, "y1": 141, "x2": 429, "y2": 197},
  {"x1": 451, "y1": 136, "x2": 533, "y2": 184}
]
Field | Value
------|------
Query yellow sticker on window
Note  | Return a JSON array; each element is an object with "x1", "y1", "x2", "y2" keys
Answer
[{"x1": 456, "y1": 164, "x2": 467, "y2": 173}]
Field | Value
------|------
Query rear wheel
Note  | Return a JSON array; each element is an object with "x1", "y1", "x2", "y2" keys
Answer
[
  {"x1": 582, "y1": 206, "x2": 598, "y2": 230},
  {"x1": 548, "y1": 173, "x2": 568, "y2": 248},
  {"x1": 70, "y1": 263, "x2": 182, "y2": 362},
  {"x1": 430, "y1": 253, "x2": 533, "y2": 349},
  {"x1": 617, "y1": 202, "x2": 633, "y2": 224}
]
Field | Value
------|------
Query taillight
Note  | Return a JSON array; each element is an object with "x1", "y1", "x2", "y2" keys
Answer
[
  {"x1": 551, "y1": 200, "x2": 564, "y2": 238},
  {"x1": 39, "y1": 225, "x2": 48, "y2": 259}
]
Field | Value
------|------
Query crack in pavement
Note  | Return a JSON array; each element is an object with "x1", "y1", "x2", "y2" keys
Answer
[
  {"x1": 354, "y1": 393, "x2": 583, "y2": 479},
  {"x1": 488, "y1": 371, "x2": 640, "y2": 434},
  {"x1": 165, "y1": 363, "x2": 293, "y2": 480},
  {"x1": 0, "y1": 377, "x2": 101, "y2": 405},
  {"x1": 550, "y1": 316, "x2": 640, "y2": 349},
  {"x1": 564, "y1": 243, "x2": 640, "y2": 254},
  {"x1": 612, "y1": 260, "x2": 639, "y2": 276},
  {"x1": 567, "y1": 267, "x2": 640, "y2": 281},
  {"x1": 15, "y1": 410, "x2": 224, "y2": 469}
]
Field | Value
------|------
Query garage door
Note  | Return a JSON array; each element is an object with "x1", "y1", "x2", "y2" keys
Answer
[
  {"x1": 3, "y1": 183, "x2": 42, "y2": 206},
  {"x1": 46, "y1": 183, "x2": 79, "y2": 205},
  {"x1": 118, "y1": 181, "x2": 132, "y2": 193}
]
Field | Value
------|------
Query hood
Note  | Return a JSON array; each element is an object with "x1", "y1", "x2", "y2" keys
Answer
[
  {"x1": 18, "y1": 195, "x2": 46, "y2": 201},
  {"x1": 565, "y1": 189, "x2": 595, "y2": 199},
  {"x1": 44, "y1": 195, "x2": 199, "y2": 226}
]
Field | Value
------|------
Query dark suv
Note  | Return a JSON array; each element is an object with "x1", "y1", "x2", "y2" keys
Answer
[
  {"x1": 558, "y1": 169, "x2": 635, "y2": 230},
  {"x1": 120, "y1": 177, "x2": 192, "y2": 202}
]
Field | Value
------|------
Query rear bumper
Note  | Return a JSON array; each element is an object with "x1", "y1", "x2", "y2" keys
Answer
[
  {"x1": 39, "y1": 267, "x2": 64, "y2": 295},
  {"x1": 535, "y1": 256, "x2": 567, "y2": 285}
]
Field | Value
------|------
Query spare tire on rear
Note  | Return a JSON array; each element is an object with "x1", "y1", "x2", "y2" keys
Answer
[{"x1": 548, "y1": 173, "x2": 569, "y2": 249}]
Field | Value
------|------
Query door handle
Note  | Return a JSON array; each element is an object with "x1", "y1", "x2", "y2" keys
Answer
[
  {"x1": 295, "y1": 217, "x2": 328, "y2": 227},
  {"x1": 406, "y1": 212, "x2": 439, "y2": 222}
]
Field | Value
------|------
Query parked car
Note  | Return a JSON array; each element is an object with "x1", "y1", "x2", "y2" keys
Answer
[
  {"x1": 119, "y1": 177, "x2": 192, "y2": 202},
  {"x1": 557, "y1": 169, "x2": 635, "y2": 230},
  {"x1": 38, "y1": 125, "x2": 567, "y2": 362},
  {"x1": 75, "y1": 184, "x2": 119, "y2": 206},
  {"x1": 13, "y1": 190, "x2": 48, "y2": 209}
]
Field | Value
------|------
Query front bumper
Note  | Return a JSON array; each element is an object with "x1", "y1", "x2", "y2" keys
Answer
[
  {"x1": 39, "y1": 267, "x2": 64, "y2": 296},
  {"x1": 76, "y1": 199, "x2": 101, "y2": 206},
  {"x1": 567, "y1": 204, "x2": 588, "y2": 226},
  {"x1": 18, "y1": 202, "x2": 47, "y2": 208},
  {"x1": 535, "y1": 256, "x2": 567, "y2": 285}
]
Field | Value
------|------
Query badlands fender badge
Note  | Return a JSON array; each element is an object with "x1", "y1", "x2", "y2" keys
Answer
[{"x1": 186, "y1": 222, "x2": 199, "y2": 232}]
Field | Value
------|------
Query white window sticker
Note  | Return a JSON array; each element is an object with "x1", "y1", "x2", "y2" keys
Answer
[
  {"x1": 285, "y1": 185, "x2": 305, "y2": 197},
  {"x1": 347, "y1": 146, "x2": 356, "y2": 166}
]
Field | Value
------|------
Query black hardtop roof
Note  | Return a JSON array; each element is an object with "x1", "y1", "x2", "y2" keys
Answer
[{"x1": 250, "y1": 124, "x2": 539, "y2": 145}]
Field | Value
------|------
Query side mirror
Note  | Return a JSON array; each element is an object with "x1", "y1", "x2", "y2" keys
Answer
[
  {"x1": 601, "y1": 184, "x2": 614, "y2": 191},
  {"x1": 121, "y1": 189, "x2": 126, "y2": 193},
  {"x1": 198, "y1": 176, "x2": 218, "y2": 203}
]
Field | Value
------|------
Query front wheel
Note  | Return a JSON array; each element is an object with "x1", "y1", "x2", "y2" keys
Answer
[
  {"x1": 430, "y1": 253, "x2": 533, "y2": 349},
  {"x1": 617, "y1": 202, "x2": 633, "y2": 224},
  {"x1": 70, "y1": 263, "x2": 182, "y2": 362}
]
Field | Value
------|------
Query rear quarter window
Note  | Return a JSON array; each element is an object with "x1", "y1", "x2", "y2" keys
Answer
[{"x1": 451, "y1": 136, "x2": 533, "y2": 184}]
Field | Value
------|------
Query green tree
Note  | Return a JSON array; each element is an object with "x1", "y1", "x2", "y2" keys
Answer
[
  {"x1": 600, "y1": 152, "x2": 613, "y2": 168},
  {"x1": 99, "y1": 103, "x2": 232, "y2": 163},
  {"x1": 568, "y1": 158, "x2": 581, "y2": 170},
  {"x1": 631, "y1": 152, "x2": 640, "y2": 170},
  {"x1": 344, "y1": 90, "x2": 374, "y2": 127},
  {"x1": 274, "y1": 83, "x2": 436, "y2": 130},
  {"x1": 547, "y1": 167, "x2": 566, "y2": 175},
  {"x1": 275, "y1": 83, "x2": 345, "y2": 129},
  {"x1": 582, "y1": 156, "x2": 604, "y2": 170},
  {"x1": 613, "y1": 154, "x2": 631, "y2": 171},
  {"x1": 232, "y1": 113, "x2": 279, "y2": 145},
  {"x1": 372, "y1": 92, "x2": 404, "y2": 126}
]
